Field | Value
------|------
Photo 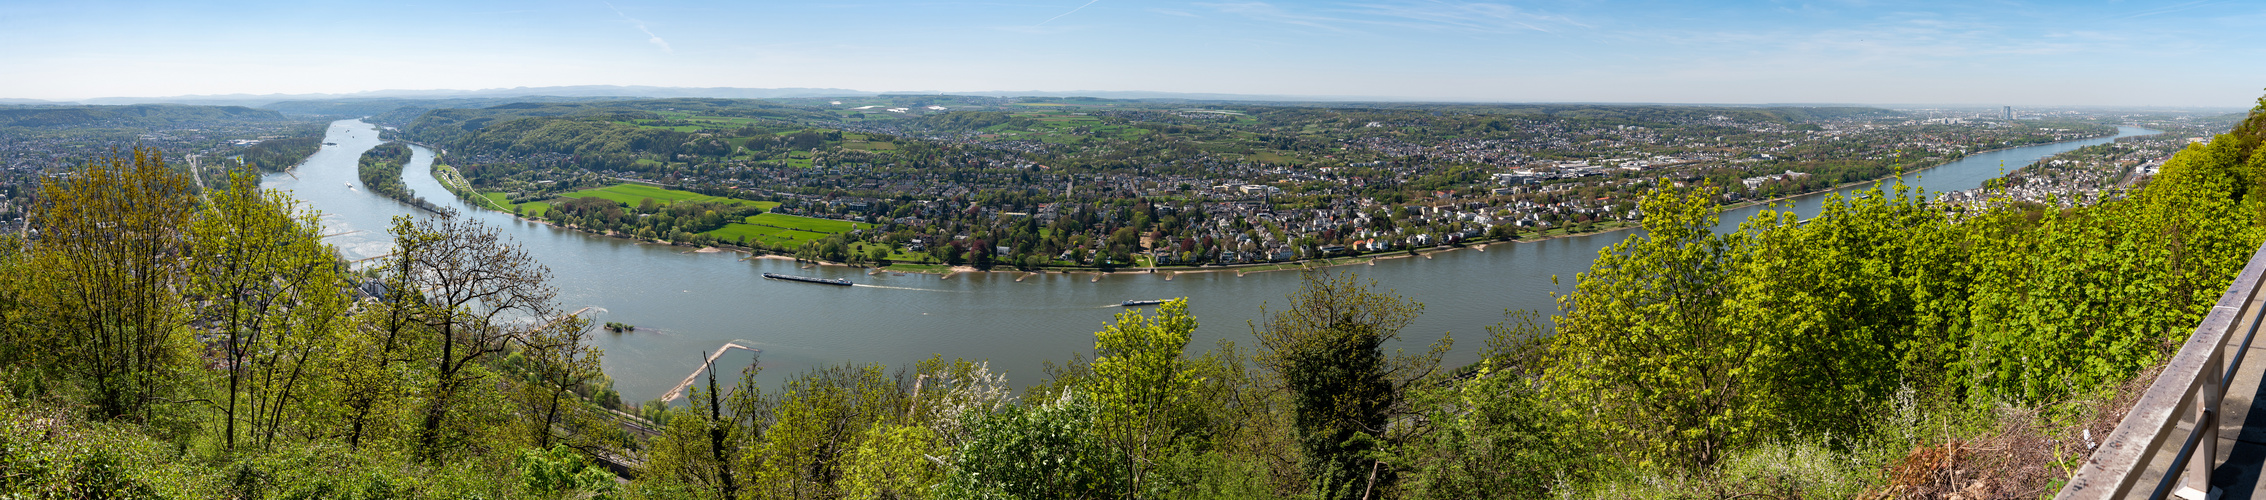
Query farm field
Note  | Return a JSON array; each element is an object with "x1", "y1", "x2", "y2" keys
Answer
[
  {"x1": 701, "y1": 212, "x2": 874, "y2": 247},
  {"x1": 560, "y1": 183, "x2": 781, "y2": 210}
]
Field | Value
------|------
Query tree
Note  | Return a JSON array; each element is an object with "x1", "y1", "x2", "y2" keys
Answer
[
  {"x1": 513, "y1": 310, "x2": 604, "y2": 451},
  {"x1": 938, "y1": 393, "x2": 1127, "y2": 500},
  {"x1": 741, "y1": 363, "x2": 901, "y2": 499},
  {"x1": 0, "y1": 233, "x2": 26, "y2": 370},
  {"x1": 1088, "y1": 298, "x2": 1200, "y2": 495},
  {"x1": 1255, "y1": 269, "x2": 1446, "y2": 499},
  {"x1": 385, "y1": 214, "x2": 578, "y2": 458},
  {"x1": 187, "y1": 168, "x2": 351, "y2": 451},
  {"x1": 1400, "y1": 311, "x2": 1592, "y2": 498},
  {"x1": 637, "y1": 357, "x2": 755, "y2": 497},
  {"x1": 26, "y1": 147, "x2": 196, "y2": 419},
  {"x1": 1546, "y1": 181, "x2": 1753, "y2": 470},
  {"x1": 340, "y1": 216, "x2": 435, "y2": 450}
]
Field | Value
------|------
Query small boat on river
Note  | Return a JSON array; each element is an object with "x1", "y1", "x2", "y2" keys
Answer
[
  {"x1": 763, "y1": 272, "x2": 851, "y2": 286},
  {"x1": 1120, "y1": 299, "x2": 1167, "y2": 307}
]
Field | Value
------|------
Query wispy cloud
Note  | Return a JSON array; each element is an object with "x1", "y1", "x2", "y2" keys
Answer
[
  {"x1": 1038, "y1": 0, "x2": 1105, "y2": 26},
  {"x1": 992, "y1": 25, "x2": 1084, "y2": 35},
  {"x1": 604, "y1": 2, "x2": 672, "y2": 53},
  {"x1": 2114, "y1": 0, "x2": 2227, "y2": 20},
  {"x1": 1196, "y1": 2, "x2": 1355, "y2": 32},
  {"x1": 1196, "y1": 1, "x2": 1582, "y2": 35},
  {"x1": 1339, "y1": 1, "x2": 1587, "y2": 34}
]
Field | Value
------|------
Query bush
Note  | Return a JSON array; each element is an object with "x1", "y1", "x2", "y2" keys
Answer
[{"x1": 937, "y1": 393, "x2": 1126, "y2": 500}]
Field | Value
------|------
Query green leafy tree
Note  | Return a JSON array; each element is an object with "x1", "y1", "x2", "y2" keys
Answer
[
  {"x1": 25, "y1": 147, "x2": 196, "y2": 419},
  {"x1": 1088, "y1": 298, "x2": 1201, "y2": 495},
  {"x1": 1546, "y1": 181, "x2": 1752, "y2": 470},
  {"x1": 938, "y1": 393, "x2": 1127, "y2": 500},
  {"x1": 188, "y1": 168, "x2": 352, "y2": 451},
  {"x1": 517, "y1": 444, "x2": 622, "y2": 499},
  {"x1": 741, "y1": 363, "x2": 902, "y2": 499},
  {"x1": 1255, "y1": 270, "x2": 1445, "y2": 499},
  {"x1": 386, "y1": 215, "x2": 579, "y2": 459},
  {"x1": 1961, "y1": 133, "x2": 2266, "y2": 402},
  {"x1": 513, "y1": 311, "x2": 607, "y2": 451},
  {"x1": 338, "y1": 216, "x2": 435, "y2": 450},
  {"x1": 1719, "y1": 181, "x2": 1968, "y2": 438},
  {"x1": 1401, "y1": 311, "x2": 1592, "y2": 499}
]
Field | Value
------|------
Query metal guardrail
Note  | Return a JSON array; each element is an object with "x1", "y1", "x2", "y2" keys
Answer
[{"x1": 2058, "y1": 244, "x2": 2266, "y2": 500}]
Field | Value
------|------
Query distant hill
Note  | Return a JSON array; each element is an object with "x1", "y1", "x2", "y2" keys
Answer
[
  {"x1": 261, "y1": 96, "x2": 645, "y2": 126},
  {"x1": 0, "y1": 104, "x2": 289, "y2": 128},
  {"x1": 52, "y1": 85, "x2": 1941, "y2": 109},
  {"x1": 73, "y1": 86, "x2": 1413, "y2": 108},
  {"x1": 882, "y1": 89, "x2": 1403, "y2": 102},
  {"x1": 78, "y1": 86, "x2": 875, "y2": 107},
  {"x1": 399, "y1": 98, "x2": 837, "y2": 147}
]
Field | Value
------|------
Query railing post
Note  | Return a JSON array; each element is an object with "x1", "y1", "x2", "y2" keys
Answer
[{"x1": 2190, "y1": 349, "x2": 2223, "y2": 497}]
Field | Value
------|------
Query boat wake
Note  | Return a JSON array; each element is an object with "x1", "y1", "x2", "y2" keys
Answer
[{"x1": 851, "y1": 284, "x2": 964, "y2": 293}]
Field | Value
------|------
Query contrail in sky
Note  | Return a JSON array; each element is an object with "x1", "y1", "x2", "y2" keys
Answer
[
  {"x1": 603, "y1": 1, "x2": 673, "y2": 53},
  {"x1": 1037, "y1": 0, "x2": 1103, "y2": 26}
]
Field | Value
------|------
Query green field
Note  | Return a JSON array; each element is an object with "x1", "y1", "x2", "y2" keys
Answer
[
  {"x1": 700, "y1": 212, "x2": 874, "y2": 247},
  {"x1": 841, "y1": 140, "x2": 897, "y2": 151},
  {"x1": 560, "y1": 183, "x2": 780, "y2": 210},
  {"x1": 1249, "y1": 151, "x2": 1297, "y2": 163},
  {"x1": 470, "y1": 191, "x2": 555, "y2": 218},
  {"x1": 629, "y1": 113, "x2": 775, "y2": 131},
  {"x1": 703, "y1": 223, "x2": 825, "y2": 247},
  {"x1": 745, "y1": 212, "x2": 868, "y2": 232}
]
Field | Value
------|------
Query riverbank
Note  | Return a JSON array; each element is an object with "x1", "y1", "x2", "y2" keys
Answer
[
  {"x1": 298, "y1": 118, "x2": 2168, "y2": 407},
  {"x1": 1712, "y1": 129, "x2": 2128, "y2": 215},
  {"x1": 426, "y1": 128, "x2": 2138, "y2": 280}
]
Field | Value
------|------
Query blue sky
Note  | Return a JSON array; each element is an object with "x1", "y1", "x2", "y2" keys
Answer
[{"x1": 0, "y1": 0, "x2": 2260, "y2": 106}]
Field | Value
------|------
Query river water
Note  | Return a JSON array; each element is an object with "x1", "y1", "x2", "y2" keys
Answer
[{"x1": 265, "y1": 120, "x2": 2160, "y2": 401}]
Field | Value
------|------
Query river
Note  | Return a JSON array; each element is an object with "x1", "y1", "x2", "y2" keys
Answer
[{"x1": 265, "y1": 121, "x2": 2160, "y2": 401}]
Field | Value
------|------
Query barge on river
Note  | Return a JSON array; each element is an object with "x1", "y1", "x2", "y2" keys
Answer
[{"x1": 763, "y1": 273, "x2": 852, "y2": 286}]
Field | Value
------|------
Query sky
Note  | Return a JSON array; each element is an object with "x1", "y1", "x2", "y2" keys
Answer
[{"x1": 0, "y1": 0, "x2": 2260, "y2": 106}]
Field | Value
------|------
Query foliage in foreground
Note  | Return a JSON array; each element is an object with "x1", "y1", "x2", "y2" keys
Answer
[
  {"x1": 1546, "y1": 99, "x2": 2266, "y2": 493},
  {"x1": 0, "y1": 149, "x2": 624, "y2": 498},
  {"x1": 1, "y1": 96, "x2": 2263, "y2": 499}
]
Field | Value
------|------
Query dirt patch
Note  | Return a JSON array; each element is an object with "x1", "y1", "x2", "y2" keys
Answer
[
  {"x1": 1869, "y1": 364, "x2": 2162, "y2": 499},
  {"x1": 1872, "y1": 411, "x2": 2057, "y2": 499}
]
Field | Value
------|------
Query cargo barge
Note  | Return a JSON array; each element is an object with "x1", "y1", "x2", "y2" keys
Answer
[{"x1": 763, "y1": 273, "x2": 852, "y2": 286}]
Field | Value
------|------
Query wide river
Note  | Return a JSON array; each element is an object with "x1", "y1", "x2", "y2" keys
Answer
[{"x1": 266, "y1": 121, "x2": 2160, "y2": 401}]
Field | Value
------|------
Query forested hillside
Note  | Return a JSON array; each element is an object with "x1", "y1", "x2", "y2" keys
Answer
[
  {"x1": 233, "y1": 135, "x2": 323, "y2": 172},
  {"x1": 261, "y1": 96, "x2": 635, "y2": 121},
  {"x1": 0, "y1": 152, "x2": 622, "y2": 498},
  {"x1": 0, "y1": 104, "x2": 288, "y2": 128},
  {"x1": 0, "y1": 95, "x2": 2259, "y2": 498}
]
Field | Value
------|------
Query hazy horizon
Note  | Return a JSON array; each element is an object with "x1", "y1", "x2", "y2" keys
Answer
[{"x1": 2, "y1": 0, "x2": 2261, "y2": 107}]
